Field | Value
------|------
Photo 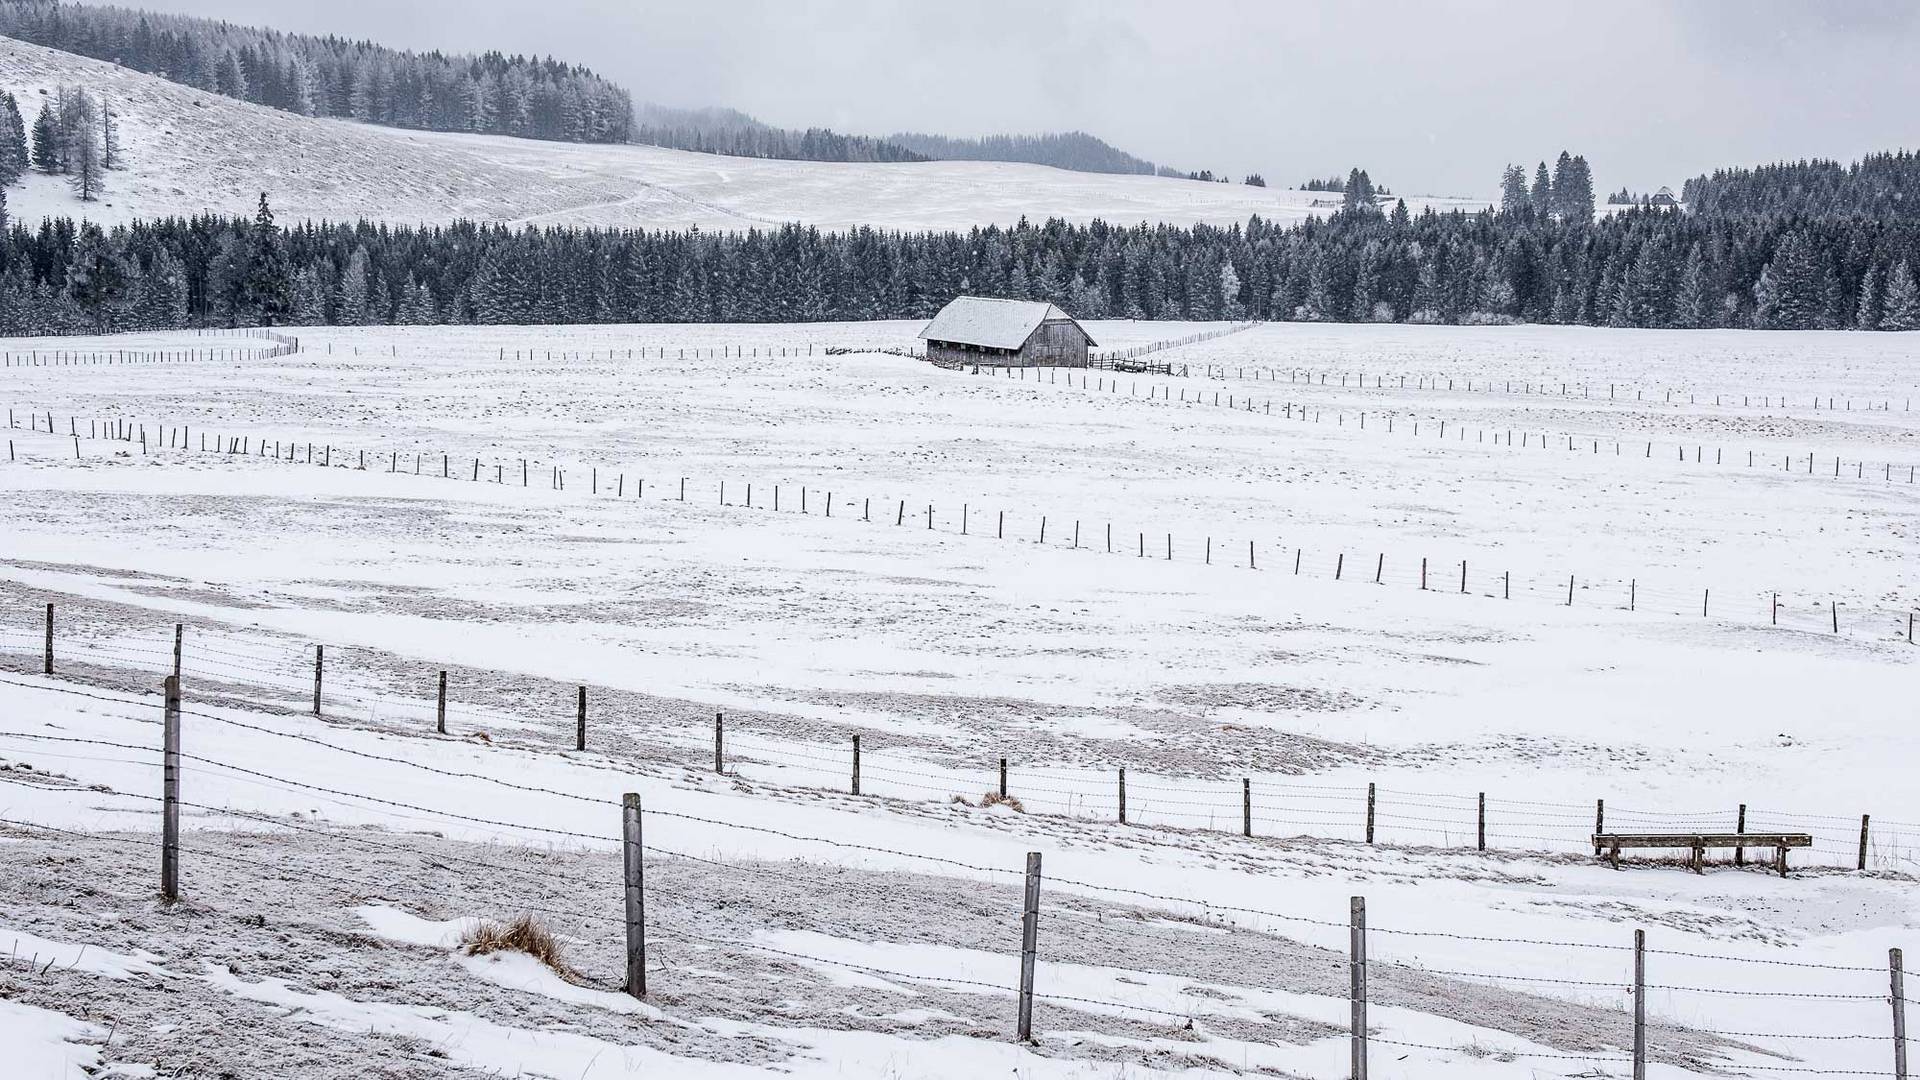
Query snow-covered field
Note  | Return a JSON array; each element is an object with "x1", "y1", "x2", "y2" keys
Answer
[
  {"x1": 0, "y1": 36, "x2": 1488, "y2": 231},
  {"x1": 2, "y1": 319, "x2": 1917, "y2": 1078}
]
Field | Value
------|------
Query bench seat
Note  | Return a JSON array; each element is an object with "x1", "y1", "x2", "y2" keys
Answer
[{"x1": 1593, "y1": 832, "x2": 1812, "y2": 876}]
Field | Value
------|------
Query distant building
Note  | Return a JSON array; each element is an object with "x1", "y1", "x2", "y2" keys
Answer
[
  {"x1": 1650, "y1": 186, "x2": 1679, "y2": 207},
  {"x1": 918, "y1": 296, "x2": 1096, "y2": 367}
]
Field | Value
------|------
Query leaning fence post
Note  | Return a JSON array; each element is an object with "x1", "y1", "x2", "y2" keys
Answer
[
  {"x1": 622, "y1": 793, "x2": 646, "y2": 998},
  {"x1": 576, "y1": 686, "x2": 587, "y2": 751},
  {"x1": 1118, "y1": 767, "x2": 1127, "y2": 824},
  {"x1": 1017, "y1": 852, "x2": 1042, "y2": 1042},
  {"x1": 1364, "y1": 782, "x2": 1376, "y2": 844},
  {"x1": 312, "y1": 644, "x2": 323, "y2": 716},
  {"x1": 851, "y1": 735, "x2": 861, "y2": 796},
  {"x1": 714, "y1": 712, "x2": 724, "y2": 773},
  {"x1": 43, "y1": 602, "x2": 52, "y2": 674},
  {"x1": 161, "y1": 674, "x2": 182, "y2": 902},
  {"x1": 1350, "y1": 896, "x2": 1368, "y2": 1080},
  {"x1": 436, "y1": 671, "x2": 448, "y2": 734},
  {"x1": 1892, "y1": 947, "x2": 1908, "y2": 1080},
  {"x1": 1633, "y1": 929, "x2": 1647, "y2": 1080},
  {"x1": 1860, "y1": 814, "x2": 1872, "y2": 871}
]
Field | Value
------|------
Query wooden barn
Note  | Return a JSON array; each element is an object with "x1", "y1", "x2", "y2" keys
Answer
[{"x1": 919, "y1": 296, "x2": 1096, "y2": 368}]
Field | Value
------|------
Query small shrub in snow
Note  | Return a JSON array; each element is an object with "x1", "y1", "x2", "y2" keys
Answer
[{"x1": 460, "y1": 914, "x2": 577, "y2": 978}]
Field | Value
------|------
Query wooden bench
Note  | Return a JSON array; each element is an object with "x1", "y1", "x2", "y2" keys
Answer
[{"x1": 1594, "y1": 833, "x2": 1812, "y2": 877}]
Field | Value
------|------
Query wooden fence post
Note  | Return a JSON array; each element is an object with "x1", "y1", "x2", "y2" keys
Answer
[
  {"x1": 312, "y1": 644, "x2": 323, "y2": 716},
  {"x1": 714, "y1": 712, "x2": 724, "y2": 773},
  {"x1": 161, "y1": 674, "x2": 181, "y2": 903},
  {"x1": 1243, "y1": 778, "x2": 1252, "y2": 837},
  {"x1": 1118, "y1": 768, "x2": 1127, "y2": 824},
  {"x1": 1632, "y1": 929, "x2": 1647, "y2": 1080},
  {"x1": 622, "y1": 793, "x2": 646, "y2": 998},
  {"x1": 851, "y1": 735, "x2": 861, "y2": 796},
  {"x1": 1735, "y1": 803, "x2": 1747, "y2": 865},
  {"x1": 1594, "y1": 799, "x2": 1606, "y2": 855},
  {"x1": 999, "y1": 757, "x2": 1008, "y2": 799},
  {"x1": 1477, "y1": 793, "x2": 1486, "y2": 851},
  {"x1": 1860, "y1": 814, "x2": 1871, "y2": 870},
  {"x1": 1350, "y1": 896, "x2": 1368, "y2": 1080},
  {"x1": 172, "y1": 622, "x2": 183, "y2": 683},
  {"x1": 1365, "y1": 782, "x2": 1376, "y2": 844},
  {"x1": 1893, "y1": 947, "x2": 1908, "y2": 1080},
  {"x1": 1017, "y1": 852, "x2": 1042, "y2": 1042},
  {"x1": 43, "y1": 602, "x2": 52, "y2": 674},
  {"x1": 576, "y1": 686, "x2": 587, "y2": 751}
]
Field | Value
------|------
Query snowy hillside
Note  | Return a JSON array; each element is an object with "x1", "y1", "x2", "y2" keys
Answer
[{"x1": 0, "y1": 36, "x2": 1488, "y2": 232}]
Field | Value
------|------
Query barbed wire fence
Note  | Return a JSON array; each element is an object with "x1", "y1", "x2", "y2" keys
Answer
[
  {"x1": 0, "y1": 671, "x2": 1909, "y2": 1077},
  {"x1": 2, "y1": 616, "x2": 1916, "y2": 879}
]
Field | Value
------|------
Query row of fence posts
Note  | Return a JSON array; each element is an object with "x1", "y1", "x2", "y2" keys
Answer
[
  {"x1": 22, "y1": 607, "x2": 1901, "y2": 872},
  {"x1": 10, "y1": 414, "x2": 1918, "y2": 645},
  {"x1": 140, "y1": 671, "x2": 1911, "y2": 1077}
]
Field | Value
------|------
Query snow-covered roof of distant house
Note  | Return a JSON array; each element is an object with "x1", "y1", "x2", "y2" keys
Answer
[{"x1": 918, "y1": 296, "x2": 1096, "y2": 349}]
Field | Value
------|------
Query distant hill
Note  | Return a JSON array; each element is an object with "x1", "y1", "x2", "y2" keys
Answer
[
  {"x1": 1682, "y1": 150, "x2": 1920, "y2": 219},
  {"x1": 886, "y1": 131, "x2": 1165, "y2": 176},
  {"x1": 632, "y1": 103, "x2": 922, "y2": 164}
]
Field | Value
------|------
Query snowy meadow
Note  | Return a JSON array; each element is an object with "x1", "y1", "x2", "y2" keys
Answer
[{"x1": 2, "y1": 319, "x2": 1917, "y2": 1078}]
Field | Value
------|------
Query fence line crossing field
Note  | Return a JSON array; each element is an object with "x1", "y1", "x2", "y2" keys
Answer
[{"x1": 2, "y1": 318, "x2": 1918, "y2": 1078}]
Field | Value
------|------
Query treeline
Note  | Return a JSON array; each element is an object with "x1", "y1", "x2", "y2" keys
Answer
[
  {"x1": 886, "y1": 131, "x2": 1160, "y2": 175},
  {"x1": 1681, "y1": 151, "x2": 1920, "y2": 220},
  {"x1": 4, "y1": 193, "x2": 1916, "y2": 335},
  {"x1": 632, "y1": 104, "x2": 921, "y2": 163},
  {"x1": 0, "y1": 1, "x2": 634, "y2": 143}
]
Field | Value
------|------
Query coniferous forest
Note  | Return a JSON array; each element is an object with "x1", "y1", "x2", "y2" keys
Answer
[
  {"x1": 0, "y1": 1, "x2": 634, "y2": 143},
  {"x1": 3, "y1": 169, "x2": 1918, "y2": 335}
]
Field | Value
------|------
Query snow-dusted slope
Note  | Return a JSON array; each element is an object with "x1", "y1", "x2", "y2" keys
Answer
[{"x1": 0, "y1": 35, "x2": 1488, "y2": 232}]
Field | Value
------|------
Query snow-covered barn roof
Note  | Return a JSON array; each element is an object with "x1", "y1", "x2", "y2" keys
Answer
[{"x1": 918, "y1": 296, "x2": 1096, "y2": 349}]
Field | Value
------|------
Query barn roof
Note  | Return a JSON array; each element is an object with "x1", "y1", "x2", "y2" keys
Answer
[{"x1": 918, "y1": 296, "x2": 1096, "y2": 349}]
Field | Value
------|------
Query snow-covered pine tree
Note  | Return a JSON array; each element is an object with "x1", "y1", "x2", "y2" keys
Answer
[
  {"x1": 240, "y1": 194, "x2": 291, "y2": 324},
  {"x1": 1880, "y1": 262, "x2": 1919, "y2": 331},
  {"x1": 1854, "y1": 264, "x2": 1882, "y2": 330},
  {"x1": 0, "y1": 93, "x2": 26, "y2": 185},
  {"x1": 66, "y1": 111, "x2": 104, "y2": 200},
  {"x1": 1530, "y1": 162, "x2": 1552, "y2": 214},
  {"x1": 1500, "y1": 165, "x2": 1530, "y2": 213},
  {"x1": 30, "y1": 101, "x2": 58, "y2": 173}
]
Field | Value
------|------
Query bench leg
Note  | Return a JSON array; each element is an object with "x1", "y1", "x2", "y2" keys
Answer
[{"x1": 1610, "y1": 843, "x2": 1620, "y2": 870}]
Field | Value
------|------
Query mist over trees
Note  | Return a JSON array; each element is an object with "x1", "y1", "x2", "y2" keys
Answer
[
  {"x1": 886, "y1": 131, "x2": 1162, "y2": 175},
  {"x1": 0, "y1": 1, "x2": 635, "y2": 143},
  {"x1": 632, "y1": 104, "x2": 922, "y2": 163}
]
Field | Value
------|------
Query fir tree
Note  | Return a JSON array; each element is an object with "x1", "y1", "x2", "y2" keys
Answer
[
  {"x1": 1881, "y1": 262, "x2": 1920, "y2": 331},
  {"x1": 67, "y1": 113, "x2": 104, "y2": 200},
  {"x1": 1530, "y1": 162, "x2": 1552, "y2": 214},
  {"x1": 30, "y1": 101, "x2": 58, "y2": 173},
  {"x1": 0, "y1": 92, "x2": 26, "y2": 185},
  {"x1": 1499, "y1": 165, "x2": 1530, "y2": 214},
  {"x1": 239, "y1": 194, "x2": 291, "y2": 324},
  {"x1": 1854, "y1": 264, "x2": 1883, "y2": 331}
]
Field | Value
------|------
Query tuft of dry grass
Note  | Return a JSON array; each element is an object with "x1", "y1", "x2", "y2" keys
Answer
[
  {"x1": 981, "y1": 791, "x2": 1026, "y2": 813},
  {"x1": 459, "y1": 914, "x2": 578, "y2": 979}
]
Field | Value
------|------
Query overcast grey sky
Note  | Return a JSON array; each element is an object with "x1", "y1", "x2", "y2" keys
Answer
[{"x1": 131, "y1": 0, "x2": 1920, "y2": 197}]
